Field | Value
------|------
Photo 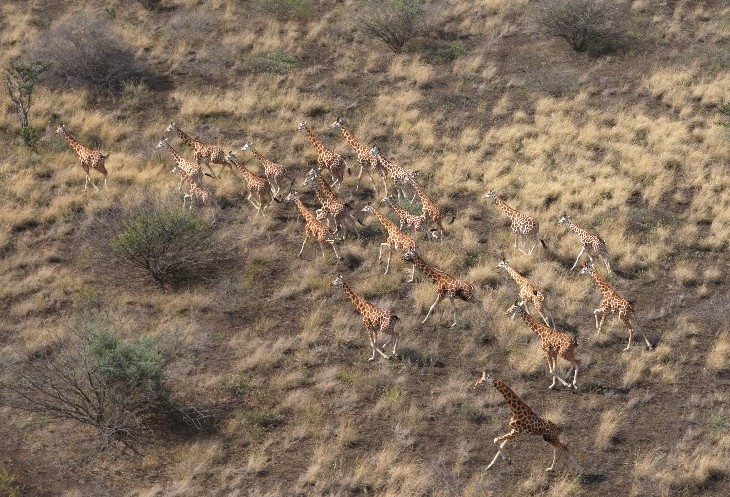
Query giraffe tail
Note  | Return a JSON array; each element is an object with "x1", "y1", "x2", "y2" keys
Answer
[
  {"x1": 540, "y1": 239, "x2": 548, "y2": 250},
  {"x1": 447, "y1": 214, "x2": 456, "y2": 225},
  {"x1": 101, "y1": 153, "x2": 110, "y2": 159}
]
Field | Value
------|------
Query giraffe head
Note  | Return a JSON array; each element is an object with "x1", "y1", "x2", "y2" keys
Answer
[
  {"x1": 369, "y1": 146, "x2": 381, "y2": 157},
  {"x1": 170, "y1": 163, "x2": 182, "y2": 175},
  {"x1": 495, "y1": 259, "x2": 510, "y2": 270},
  {"x1": 224, "y1": 151, "x2": 238, "y2": 165},
  {"x1": 403, "y1": 248, "x2": 418, "y2": 262},
  {"x1": 362, "y1": 204, "x2": 375, "y2": 214},
  {"x1": 483, "y1": 189, "x2": 497, "y2": 201},
  {"x1": 579, "y1": 262, "x2": 595, "y2": 276},
  {"x1": 156, "y1": 137, "x2": 169, "y2": 149},
  {"x1": 303, "y1": 168, "x2": 319, "y2": 187},
  {"x1": 165, "y1": 122, "x2": 177, "y2": 134},
  {"x1": 472, "y1": 370, "x2": 495, "y2": 389},
  {"x1": 506, "y1": 300, "x2": 526, "y2": 320},
  {"x1": 285, "y1": 191, "x2": 300, "y2": 203},
  {"x1": 241, "y1": 142, "x2": 252, "y2": 151},
  {"x1": 332, "y1": 274, "x2": 346, "y2": 288},
  {"x1": 381, "y1": 195, "x2": 396, "y2": 206},
  {"x1": 329, "y1": 116, "x2": 344, "y2": 129},
  {"x1": 297, "y1": 121, "x2": 308, "y2": 132},
  {"x1": 558, "y1": 213, "x2": 570, "y2": 226},
  {"x1": 56, "y1": 124, "x2": 67, "y2": 135}
]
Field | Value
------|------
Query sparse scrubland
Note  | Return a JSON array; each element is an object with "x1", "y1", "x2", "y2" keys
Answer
[{"x1": 0, "y1": 0, "x2": 728, "y2": 495}]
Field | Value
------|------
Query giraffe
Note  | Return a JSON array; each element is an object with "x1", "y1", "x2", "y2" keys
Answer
[
  {"x1": 165, "y1": 122, "x2": 229, "y2": 178},
  {"x1": 506, "y1": 301, "x2": 580, "y2": 390},
  {"x1": 559, "y1": 214, "x2": 612, "y2": 273},
  {"x1": 175, "y1": 167, "x2": 216, "y2": 209},
  {"x1": 361, "y1": 204, "x2": 417, "y2": 281},
  {"x1": 369, "y1": 147, "x2": 417, "y2": 200},
  {"x1": 472, "y1": 372, "x2": 581, "y2": 472},
  {"x1": 241, "y1": 142, "x2": 293, "y2": 199},
  {"x1": 224, "y1": 152, "x2": 274, "y2": 216},
  {"x1": 297, "y1": 121, "x2": 349, "y2": 189},
  {"x1": 406, "y1": 178, "x2": 455, "y2": 243},
  {"x1": 580, "y1": 262, "x2": 652, "y2": 351},
  {"x1": 285, "y1": 191, "x2": 342, "y2": 260},
  {"x1": 332, "y1": 274, "x2": 400, "y2": 361},
  {"x1": 496, "y1": 259, "x2": 551, "y2": 326},
  {"x1": 56, "y1": 124, "x2": 108, "y2": 190},
  {"x1": 157, "y1": 138, "x2": 208, "y2": 192},
  {"x1": 403, "y1": 248, "x2": 477, "y2": 327},
  {"x1": 483, "y1": 190, "x2": 541, "y2": 255},
  {"x1": 303, "y1": 168, "x2": 362, "y2": 240},
  {"x1": 329, "y1": 116, "x2": 381, "y2": 192},
  {"x1": 381, "y1": 195, "x2": 434, "y2": 242}
]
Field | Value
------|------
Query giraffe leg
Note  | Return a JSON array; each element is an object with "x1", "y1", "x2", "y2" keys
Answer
[
  {"x1": 383, "y1": 244, "x2": 393, "y2": 274},
  {"x1": 329, "y1": 240, "x2": 342, "y2": 260},
  {"x1": 594, "y1": 309, "x2": 604, "y2": 333},
  {"x1": 449, "y1": 297, "x2": 458, "y2": 328},
  {"x1": 548, "y1": 355, "x2": 571, "y2": 389},
  {"x1": 485, "y1": 431, "x2": 516, "y2": 470},
  {"x1": 408, "y1": 263, "x2": 415, "y2": 283},
  {"x1": 423, "y1": 293, "x2": 443, "y2": 324},
  {"x1": 571, "y1": 247, "x2": 586, "y2": 270},
  {"x1": 299, "y1": 232, "x2": 310, "y2": 258}
]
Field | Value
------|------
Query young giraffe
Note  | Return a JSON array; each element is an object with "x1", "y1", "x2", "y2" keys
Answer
[
  {"x1": 559, "y1": 214, "x2": 612, "y2": 273},
  {"x1": 285, "y1": 191, "x2": 342, "y2": 260},
  {"x1": 329, "y1": 116, "x2": 381, "y2": 192},
  {"x1": 369, "y1": 147, "x2": 417, "y2": 200},
  {"x1": 403, "y1": 248, "x2": 477, "y2": 327},
  {"x1": 496, "y1": 259, "x2": 551, "y2": 326},
  {"x1": 175, "y1": 167, "x2": 216, "y2": 209},
  {"x1": 157, "y1": 138, "x2": 207, "y2": 192},
  {"x1": 297, "y1": 121, "x2": 349, "y2": 189},
  {"x1": 381, "y1": 195, "x2": 434, "y2": 242},
  {"x1": 406, "y1": 178, "x2": 454, "y2": 243},
  {"x1": 241, "y1": 142, "x2": 293, "y2": 199},
  {"x1": 580, "y1": 262, "x2": 653, "y2": 351},
  {"x1": 332, "y1": 274, "x2": 400, "y2": 361},
  {"x1": 483, "y1": 190, "x2": 541, "y2": 255},
  {"x1": 224, "y1": 152, "x2": 274, "y2": 216},
  {"x1": 361, "y1": 204, "x2": 417, "y2": 281},
  {"x1": 303, "y1": 168, "x2": 362, "y2": 240},
  {"x1": 56, "y1": 124, "x2": 108, "y2": 190},
  {"x1": 472, "y1": 372, "x2": 581, "y2": 472},
  {"x1": 165, "y1": 122, "x2": 228, "y2": 178},
  {"x1": 506, "y1": 301, "x2": 580, "y2": 390}
]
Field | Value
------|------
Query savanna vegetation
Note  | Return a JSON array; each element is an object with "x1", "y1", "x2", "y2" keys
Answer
[{"x1": 0, "y1": 1, "x2": 728, "y2": 496}]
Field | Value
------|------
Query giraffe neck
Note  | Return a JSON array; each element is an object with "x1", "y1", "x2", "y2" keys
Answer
[
  {"x1": 340, "y1": 126, "x2": 365, "y2": 151},
  {"x1": 410, "y1": 252, "x2": 447, "y2": 284},
  {"x1": 505, "y1": 266, "x2": 528, "y2": 286},
  {"x1": 161, "y1": 141, "x2": 184, "y2": 164},
  {"x1": 294, "y1": 197, "x2": 315, "y2": 222},
  {"x1": 61, "y1": 130, "x2": 86, "y2": 154},
  {"x1": 518, "y1": 310, "x2": 550, "y2": 340},
  {"x1": 341, "y1": 281, "x2": 368, "y2": 315},
  {"x1": 173, "y1": 126, "x2": 198, "y2": 149},
  {"x1": 493, "y1": 196, "x2": 520, "y2": 219},
  {"x1": 566, "y1": 220, "x2": 588, "y2": 240},
  {"x1": 372, "y1": 207, "x2": 399, "y2": 234},
  {"x1": 589, "y1": 267, "x2": 614, "y2": 297},
  {"x1": 305, "y1": 127, "x2": 327, "y2": 155},
  {"x1": 491, "y1": 378, "x2": 534, "y2": 416},
  {"x1": 250, "y1": 148, "x2": 270, "y2": 166}
]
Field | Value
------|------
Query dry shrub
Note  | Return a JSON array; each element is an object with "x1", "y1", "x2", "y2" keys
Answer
[
  {"x1": 357, "y1": 0, "x2": 428, "y2": 52},
  {"x1": 29, "y1": 12, "x2": 149, "y2": 95}
]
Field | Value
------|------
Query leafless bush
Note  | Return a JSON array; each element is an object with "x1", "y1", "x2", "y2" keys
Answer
[
  {"x1": 28, "y1": 13, "x2": 148, "y2": 94},
  {"x1": 532, "y1": 0, "x2": 626, "y2": 54},
  {"x1": 1, "y1": 317, "x2": 167, "y2": 452},
  {"x1": 78, "y1": 194, "x2": 237, "y2": 289},
  {"x1": 358, "y1": 0, "x2": 428, "y2": 52}
]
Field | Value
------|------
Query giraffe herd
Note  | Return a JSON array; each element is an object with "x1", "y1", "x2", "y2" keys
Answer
[{"x1": 56, "y1": 117, "x2": 655, "y2": 473}]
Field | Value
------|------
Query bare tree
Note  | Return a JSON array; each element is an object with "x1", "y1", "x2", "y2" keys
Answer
[
  {"x1": 532, "y1": 0, "x2": 624, "y2": 52},
  {"x1": 358, "y1": 0, "x2": 427, "y2": 52}
]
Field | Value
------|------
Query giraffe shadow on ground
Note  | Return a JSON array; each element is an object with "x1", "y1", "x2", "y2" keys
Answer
[
  {"x1": 396, "y1": 347, "x2": 445, "y2": 368},
  {"x1": 579, "y1": 473, "x2": 608, "y2": 485}
]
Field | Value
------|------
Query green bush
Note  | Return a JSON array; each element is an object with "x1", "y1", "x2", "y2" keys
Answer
[
  {"x1": 257, "y1": 0, "x2": 313, "y2": 21},
  {"x1": 82, "y1": 195, "x2": 235, "y2": 288},
  {"x1": 20, "y1": 125, "x2": 42, "y2": 149}
]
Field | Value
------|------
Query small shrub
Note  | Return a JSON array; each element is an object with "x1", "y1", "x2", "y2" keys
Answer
[
  {"x1": 20, "y1": 125, "x2": 43, "y2": 149},
  {"x1": 246, "y1": 52, "x2": 299, "y2": 74},
  {"x1": 137, "y1": 0, "x2": 162, "y2": 10},
  {"x1": 532, "y1": 0, "x2": 625, "y2": 53},
  {"x1": 257, "y1": 0, "x2": 313, "y2": 21},
  {"x1": 80, "y1": 194, "x2": 236, "y2": 289},
  {"x1": 358, "y1": 0, "x2": 427, "y2": 52},
  {"x1": 2, "y1": 316, "x2": 167, "y2": 451},
  {"x1": 29, "y1": 13, "x2": 148, "y2": 94}
]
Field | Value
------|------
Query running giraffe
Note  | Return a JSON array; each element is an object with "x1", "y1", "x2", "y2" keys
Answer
[
  {"x1": 483, "y1": 190, "x2": 541, "y2": 255},
  {"x1": 297, "y1": 121, "x2": 349, "y2": 189},
  {"x1": 165, "y1": 122, "x2": 228, "y2": 178},
  {"x1": 224, "y1": 152, "x2": 274, "y2": 216},
  {"x1": 56, "y1": 124, "x2": 108, "y2": 190},
  {"x1": 285, "y1": 191, "x2": 341, "y2": 260},
  {"x1": 559, "y1": 214, "x2": 611, "y2": 273},
  {"x1": 157, "y1": 137, "x2": 207, "y2": 192},
  {"x1": 496, "y1": 259, "x2": 551, "y2": 326},
  {"x1": 304, "y1": 168, "x2": 362, "y2": 240},
  {"x1": 472, "y1": 372, "x2": 581, "y2": 471},
  {"x1": 329, "y1": 116, "x2": 381, "y2": 192},
  {"x1": 369, "y1": 147, "x2": 418, "y2": 200},
  {"x1": 241, "y1": 142, "x2": 293, "y2": 198},
  {"x1": 361, "y1": 204, "x2": 417, "y2": 281}
]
